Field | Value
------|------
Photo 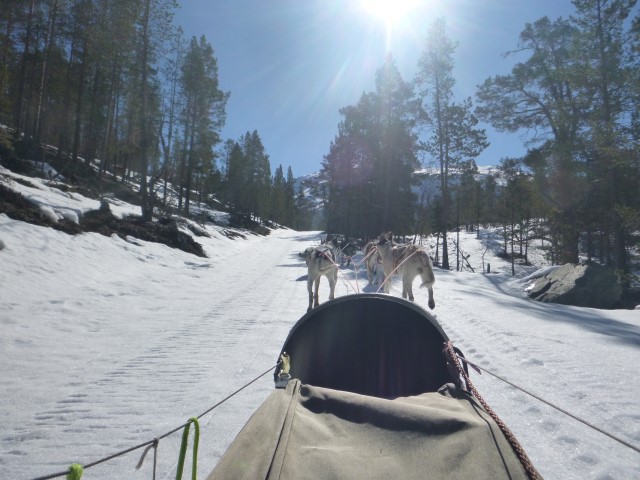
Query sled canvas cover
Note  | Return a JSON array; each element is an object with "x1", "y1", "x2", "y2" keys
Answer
[{"x1": 207, "y1": 294, "x2": 532, "y2": 480}]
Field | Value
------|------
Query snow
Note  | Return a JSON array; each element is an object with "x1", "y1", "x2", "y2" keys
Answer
[{"x1": 1, "y1": 166, "x2": 639, "y2": 479}]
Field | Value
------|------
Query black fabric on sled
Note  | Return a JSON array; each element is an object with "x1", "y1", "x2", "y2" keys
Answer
[
  {"x1": 275, "y1": 294, "x2": 453, "y2": 398},
  {"x1": 207, "y1": 380, "x2": 531, "y2": 480}
]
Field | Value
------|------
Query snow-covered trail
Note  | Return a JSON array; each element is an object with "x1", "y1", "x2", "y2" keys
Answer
[
  {"x1": 326, "y1": 230, "x2": 639, "y2": 479},
  {"x1": 411, "y1": 269, "x2": 640, "y2": 480},
  {"x1": 1, "y1": 223, "x2": 326, "y2": 479},
  {"x1": 1, "y1": 221, "x2": 638, "y2": 479}
]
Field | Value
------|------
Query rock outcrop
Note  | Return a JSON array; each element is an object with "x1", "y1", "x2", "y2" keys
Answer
[{"x1": 526, "y1": 263, "x2": 622, "y2": 309}]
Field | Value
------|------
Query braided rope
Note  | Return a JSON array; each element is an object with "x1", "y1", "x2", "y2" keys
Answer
[
  {"x1": 353, "y1": 244, "x2": 377, "y2": 269},
  {"x1": 443, "y1": 341, "x2": 542, "y2": 480}
]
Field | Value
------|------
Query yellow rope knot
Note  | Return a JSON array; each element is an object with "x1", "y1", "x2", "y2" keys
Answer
[{"x1": 66, "y1": 464, "x2": 83, "y2": 480}]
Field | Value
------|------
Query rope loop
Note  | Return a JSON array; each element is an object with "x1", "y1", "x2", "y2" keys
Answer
[
  {"x1": 443, "y1": 341, "x2": 542, "y2": 480},
  {"x1": 175, "y1": 417, "x2": 200, "y2": 480}
]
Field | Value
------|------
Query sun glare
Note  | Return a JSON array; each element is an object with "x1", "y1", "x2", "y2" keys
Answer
[{"x1": 360, "y1": 0, "x2": 420, "y2": 28}]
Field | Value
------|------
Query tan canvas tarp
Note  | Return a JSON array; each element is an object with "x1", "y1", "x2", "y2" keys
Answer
[{"x1": 208, "y1": 380, "x2": 530, "y2": 480}]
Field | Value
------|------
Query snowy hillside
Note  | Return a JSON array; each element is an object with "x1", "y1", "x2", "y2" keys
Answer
[
  {"x1": 294, "y1": 164, "x2": 502, "y2": 220},
  {"x1": 1, "y1": 166, "x2": 639, "y2": 480}
]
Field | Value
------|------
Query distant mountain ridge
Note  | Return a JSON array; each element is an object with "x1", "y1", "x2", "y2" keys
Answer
[{"x1": 295, "y1": 165, "x2": 502, "y2": 215}]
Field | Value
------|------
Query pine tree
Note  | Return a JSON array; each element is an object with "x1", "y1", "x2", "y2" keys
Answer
[
  {"x1": 284, "y1": 166, "x2": 296, "y2": 227},
  {"x1": 96, "y1": 0, "x2": 138, "y2": 182},
  {"x1": 322, "y1": 55, "x2": 418, "y2": 240},
  {"x1": 223, "y1": 140, "x2": 249, "y2": 213},
  {"x1": 33, "y1": 0, "x2": 61, "y2": 142},
  {"x1": 251, "y1": 131, "x2": 272, "y2": 223},
  {"x1": 571, "y1": 0, "x2": 638, "y2": 275},
  {"x1": 222, "y1": 131, "x2": 271, "y2": 222},
  {"x1": 12, "y1": 0, "x2": 36, "y2": 136},
  {"x1": 0, "y1": 0, "x2": 23, "y2": 125},
  {"x1": 271, "y1": 164, "x2": 286, "y2": 225},
  {"x1": 476, "y1": 16, "x2": 587, "y2": 264},
  {"x1": 415, "y1": 19, "x2": 488, "y2": 269},
  {"x1": 178, "y1": 34, "x2": 228, "y2": 214},
  {"x1": 158, "y1": 27, "x2": 184, "y2": 204}
]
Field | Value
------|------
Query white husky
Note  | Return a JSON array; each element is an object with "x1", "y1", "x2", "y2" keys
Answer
[
  {"x1": 376, "y1": 232, "x2": 436, "y2": 309},
  {"x1": 300, "y1": 246, "x2": 338, "y2": 312}
]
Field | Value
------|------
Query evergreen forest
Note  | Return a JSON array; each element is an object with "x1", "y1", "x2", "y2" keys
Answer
[{"x1": 1, "y1": 1, "x2": 639, "y2": 279}]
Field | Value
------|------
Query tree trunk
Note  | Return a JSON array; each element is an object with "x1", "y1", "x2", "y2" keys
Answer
[
  {"x1": 13, "y1": 0, "x2": 35, "y2": 136},
  {"x1": 71, "y1": 37, "x2": 88, "y2": 165},
  {"x1": 184, "y1": 114, "x2": 196, "y2": 214},
  {"x1": 0, "y1": 7, "x2": 17, "y2": 116},
  {"x1": 57, "y1": 20, "x2": 78, "y2": 161},
  {"x1": 456, "y1": 196, "x2": 460, "y2": 272},
  {"x1": 35, "y1": 0, "x2": 59, "y2": 142},
  {"x1": 101, "y1": 52, "x2": 120, "y2": 179},
  {"x1": 139, "y1": 0, "x2": 152, "y2": 221}
]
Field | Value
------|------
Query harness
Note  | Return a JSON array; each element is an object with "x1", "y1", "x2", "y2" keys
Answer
[
  {"x1": 315, "y1": 246, "x2": 336, "y2": 262},
  {"x1": 314, "y1": 246, "x2": 338, "y2": 273},
  {"x1": 392, "y1": 244, "x2": 412, "y2": 271},
  {"x1": 361, "y1": 245, "x2": 376, "y2": 261}
]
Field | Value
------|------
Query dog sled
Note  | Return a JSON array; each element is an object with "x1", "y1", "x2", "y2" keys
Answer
[{"x1": 207, "y1": 294, "x2": 541, "y2": 480}]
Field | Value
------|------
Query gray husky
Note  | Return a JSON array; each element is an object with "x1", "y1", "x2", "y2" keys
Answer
[
  {"x1": 300, "y1": 246, "x2": 338, "y2": 311},
  {"x1": 376, "y1": 232, "x2": 435, "y2": 309}
]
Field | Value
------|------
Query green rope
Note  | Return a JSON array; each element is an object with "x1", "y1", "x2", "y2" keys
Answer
[
  {"x1": 65, "y1": 464, "x2": 83, "y2": 480},
  {"x1": 175, "y1": 417, "x2": 200, "y2": 480}
]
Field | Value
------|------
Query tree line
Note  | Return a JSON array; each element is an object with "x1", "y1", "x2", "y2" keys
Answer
[
  {"x1": 2, "y1": 1, "x2": 639, "y2": 275},
  {"x1": 321, "y1": 0, "x2": 640, "y2": 278},
  {"x1": 0, "y1": 0, "x2": 299, "y2": 228}
]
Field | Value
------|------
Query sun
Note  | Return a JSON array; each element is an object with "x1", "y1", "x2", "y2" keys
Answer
[{"x1": 360, "y1": 0, "x2": 421, "y2": 28}]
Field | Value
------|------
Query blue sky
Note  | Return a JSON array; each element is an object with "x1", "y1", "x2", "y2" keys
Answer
[{"x1": 174, "y1": 1, "x2": 577, "y2": 177}]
